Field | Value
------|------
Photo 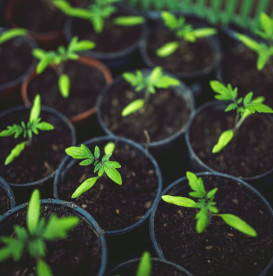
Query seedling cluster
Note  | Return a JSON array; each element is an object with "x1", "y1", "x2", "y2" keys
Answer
[
  {"x1": 65, "y1": 142, "x2": 122, "y2": 198},
  {"x1": 162, "y1": 172, "x2": 257, "y2": 236}
]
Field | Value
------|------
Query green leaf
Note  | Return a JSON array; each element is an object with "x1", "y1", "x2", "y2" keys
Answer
[
  {"x1": 259, "y1": 13, "x2": 273, "y2": 39},
  {"x1": 0, "y1": 248, "x2": 12, "y2": 261},
  {"x1": 37, "y1": 259, "x2": 53, "y2": 276},
  {"x1": 219, "y1": 214, "x2": 257, "y2": 237},
  {"x1": 104, "y1": 142, "x2": 115, "y2": 155},
  {"x1": 65, "y1": 144, "x2": 93, "y2": 160},
  {"x1": 186, "y1": 171, "x2": 206, "y2": 195},
  {"x1": 28, "y1": 239, "x2": 46, "y2": 258},
  {"x1": 210, "y1": 81, "x2": 236, "y2": 101},
  {"x1": 207, "y1": 188, "x2": 218, "y2": 199},
  {"x1": 32, "y1": 48, "x2": 46, "y2": 60},
  {"x1": 212, "y1": 129, "x2": 234, "y2": 154},
  {"x1": 105, "y1": 161, "x2": 121, "y2": 169},
  {"x1": 43, "y1": 215, "x2": 79, "y2": 240},
  {"x1": 0, "y1": 28, "x2": 27, "y2": 44},
  {"x1": 79, "y1": 159, "x2": 93, "y2": 166},
  {"x1": 225, "y1": 103, "x2": 237, "y2": 112},
  {"x1": 196, "y1": 209, "x2": 209, "y2": 233},
  {"x1": 156, "y1": 42, "x2": 179, "y2": 57},
  {"x1": 30, "y1": 94, "x2": 41, "y2": 122},
  {"x1": 257, "y1": 49, "x2": 271, "y2": 70},
  {"x1": 94, "y1": 146, "x2": 100, "y2": 159},
  {"x1": 114, "y1": 16, "x2": 144, "y2": 26},
  {"x1": 154, "y1": 75, "x2": 180, "y2": 89},
  {"x1": 161, "y1": 195, "x2": 197, "y2": 207},
  {"x1": 70, "y1": 39, "x2": 95, "y2": 52},
  {"x1": 58, "y1": 74, "x2": 70, "y2": 98},
  {"x1": 136, "y1": 251, "x2": 152, "y2": 276},
  {"x1": 0, "y1": 238, "x2": 24, "y2": 261},
  {"x1": 27, "y1": 189, "x2": 40, "y2": 234},
  {"x1": 104, "y1": 167, "x2": 122, "y2": 185},
  {"x1": 71, "y1": 177, "x2": 99, "y2": 198},
  {"x1": 235, "y1": 33, "x2": 261, "y2": 52},
  {"x1": 37, "y1": 122, "x2": 54, "y2": 131},
  {"x1": 5, "y1": 141, "x2": 27, "y2": 165},
  {"x1": 193, "y1": 28, "x2": 217, "y2": 38},
  {"x1": 161, "y1": 11, "x2": 179, "y2": 30},
  {"x1": 122, "y1": 99, "x2": 145, "y2": 117}
]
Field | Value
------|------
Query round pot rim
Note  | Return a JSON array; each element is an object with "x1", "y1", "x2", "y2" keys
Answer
[
  {"x1": 0, "y1": 105, "x2": 76, "y2": 187},
  {"x1": 139, "y1": 14, "x2": 222, "y2": 79},
  {"x1": 64, "y1": 3, "x2": 147, "y2": 61},
  {"x1": 109, "y1": 257, "x2": 193, "y2": 276},
  {"x1": 21, "y1": 55, "x2": 113, "y2": 123},
  {"x1": 185, "y1": 100, "x2": 273, "y2": 181},
  {"x1": 0, "y1": 28, "x2": 37, "y2": 91},
  {"x1": 53, "y1": 135, "x2": 163, "y2": 236},
  {"x1": 4, "y1": 0, "x2": 65, "y2": 41},
  {"x1": 149, "y1": 171, "x2": 273, "y2": 275},
  {"x1": 0, "y1": 177, "x2": 16, "y2": 212},
  {"x1": 0, "y1": 198, "x2": 107, "y2": 276},
  {"x1": 96, "y1": 68, "x2": 195, "y2": 148}
]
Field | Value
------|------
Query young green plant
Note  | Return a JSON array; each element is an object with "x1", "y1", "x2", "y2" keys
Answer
[
  {"x1": 136, "y1": 251, "x2": 151, "y2": 276},
  {"x1": 32, "y1": 37, "x2": 95, "y2": 98},
  {"x1": 0, "y1": 189, "x2": 79, "y2": 276},
  {"x1": 157, "y1": 11, "x2": 217, "y2": 57},
  {"x1": 52, "y1": 0, "x2": 144, "y2": 33},
  {"x1": 210, "y1": 80, "x2": 273, "y2": 153},
  {"x1": 65, "y1": 142, "x2": 122, "y2": 198},
  {"x1": 235, "y1": 13, "x2": 273, "y2": 70},
  {"x1": 121, "y1": 66, "x2": 180, "y2": 116},
  {"x1": 0, "y1": 28, "x2": 28, "y2": 45},
  {"x1": 0, "y1": 95, "x2": 54, "y2": 165},
  {"x1": 162, "y1": 172, "x2": 257, "y2": 237}
]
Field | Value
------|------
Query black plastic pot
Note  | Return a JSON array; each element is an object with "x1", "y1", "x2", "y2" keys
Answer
[
  {"x1": 64, "y1": 4, "x2": 147, "y2": 70},
  {"x1": 0, "y1": 177, "x2": 16, "y2": 215},
  {"x1": 109, "y1": 257, "x2": 193, "y2": 276},
  {"x1": 0, "y1": 28, "x2": 37, "y2": 109},
  {"x1": 0, "y1": 198, "x2": 107, "y2": 276},
  {"x1": 0, "y1": 105, "x2": 76, "y2": 202},
  {"x1": 54, "y1": 136, "x2": 162, "y2": 236},
  {"x1": 185, "y1": 101, "x2": 273, "y2": 202},
  {"x1": 150, "y1": 172, "x2": 273, "y2": 276},
  {"x1": 140, "y1": 12, "x2": 221, "y2": 98}
]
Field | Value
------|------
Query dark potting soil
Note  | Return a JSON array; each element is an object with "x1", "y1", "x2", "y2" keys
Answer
[
  {"x1": 8, "y1": 0, "x2": 65, "y2": 33},
  {"x1": 146, "y1": 22, "x2": 215, "y2": 75},
  {"x1": 189, "y1": 105, "x2": 273, "y2": 178},
  {"x1": 0, "y1": 204, "x2": 101, "y2": 275},
  {"x1": 28, "y1": 60, "x2": 106, "y2": 118},
  {"x1": 0, "y1": 187, "x2": 10, "y2": 215},
  {"x1": 70, "y1": 11, "x2": 143, "y2": 53},
  {"x1": 0, "y1": 109, "x2": 73, "y2": 184},
  {"x1": 154, "y1": 175, "x2": 273, "y2": 276},
  {"x1": 58, "y1": 141, "x2": 158, "y2": 231},
  {"x1": 110, "y1": 260, "x2": 189, "y2": 276},
  {"x1": 0, "y1": 37, "x2": 33, "y2": 85},
  {"x1": 222, "y1": 44, "x2": 273, "y2": 107},
  {"x1": 100, "y1": 81, "x2": 191, "y2": 144}
]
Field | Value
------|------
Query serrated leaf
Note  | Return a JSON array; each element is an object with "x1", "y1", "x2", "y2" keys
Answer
[
  {"x1": 156, "y1": 41, "x2": 179, "y2": 57},
  {"x1": 27, "y1": 189, "x2": 40, "y2": 234},
  {"x1": 65, "y1": 144, "x2": 93, "y2": 160},
  {"x1": 71, "y1": 177, "x2": 98, "y2": 198},
  {"x1": 161, "y1": 195, "x2": 197, "y2": 207},
  {"x1": 104, "y1": 167, "x2": 122, "y2": 185},
  {"x1": 186, "y1": 171, "x2": 206, "y2": 195},
  {"x1": 212, "y1": 129, "x2": 234, "y2": 154},
  {"x1": 136, "y1": 251, "x2": 151, "y2": 276},
  {"x1": 219, "y1": 214, "x2": 257, "y2": 237},
  {"x1": 122, "y1": 99, "x2": 145, "y2": 117}
]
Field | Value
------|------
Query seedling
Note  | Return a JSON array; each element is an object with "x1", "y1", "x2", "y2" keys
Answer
[
  {"x1": 0, "y1": 28, "x2": 27, "y2": 45},
  {"x1": 32, "y1": 37, "x2": 95, "y2": 98},
  {"x1": 210, "y1": 80, "x2": 273, "y2": 153},
  {"x1": 0, "y1": 95, "x2": 54, "y2": 165},
  {"x1": 162, "y1": 172, "x2": 257, "y2": 237},
  {"x1": 136, "y1": 251, "x2": 151, "y2": 276},
  {"x1": 65, "y1": 142, "x2": 122, "y2": 198},
  {"x1": 121, "y1": 67, "x2": 180, "y2": 116},
  {"x1": 157, "y1": 11, "x2": 217, "y2": 57},
  {"x1": 52, "y1": 0, "x2": 144, "y2": 33},
  {"x1": 235, "y1": 13, "x2": 273, "y2": 70},
  {"x1": 0, "y1": 189, "x2": 79, "y2": 276}
]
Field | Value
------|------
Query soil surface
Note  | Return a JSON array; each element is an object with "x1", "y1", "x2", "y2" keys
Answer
[
  {"x1": 28, "y1": 60, "x2": 107, "y2": 118},
  {"x1": 70, "y1": 10, "x2": 143, "y2": 53},
  {"x1": 58, "y1": 140, "x2": 158, "y2": 231},
  {"x1": 146, "y1": 21, "x2": 215, "y2": 75},
  {"x1": 0, "y1": 187, "x2": 10, "y2": 215},
  {"x1": 154, "y1": 175, "x2": 273, "y2": 276},
  {"x1": 100, "y1": 80, "x2": 191, "y2": 144},
  {"x1": 0, "y1": 37, "x2": 33, "y2": 85},
  {"x1": 7, "y1": 0, "x2": 66, "y2": 33},
  {"x1": 189, "y1": 104, "x2": 273, "y2": 178},
  {"x1": 222, "y1": 43, "x2": 273, "y2": 107},
  {"x1": 110, "y1": 259, "x2": 189, "y2": 276},
  {"x1": 0, "y1": 204, "x2": 102, "y2": 275},
  {"x1": 0, "y1": 108, "x2": 73, "y2": 184}
]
